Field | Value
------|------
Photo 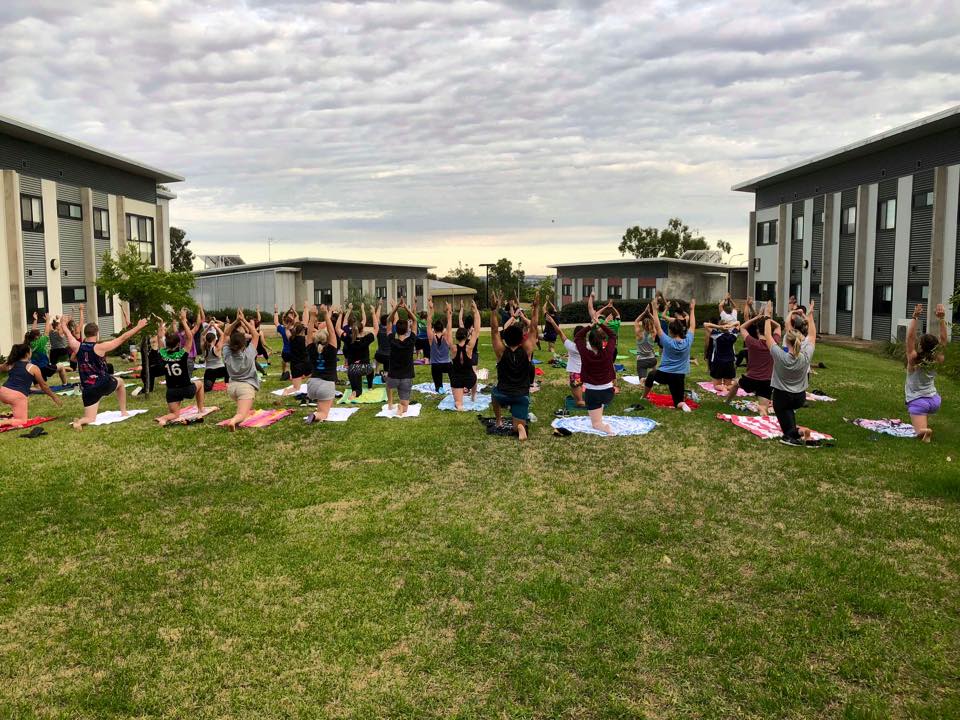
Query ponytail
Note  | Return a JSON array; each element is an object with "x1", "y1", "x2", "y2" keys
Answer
[
  {"x1": 786, "y1": 329, "x2": 804, "y2": 356},
  {"x1": 5, "y1": 343, "x2": 31, "y2": 364}
]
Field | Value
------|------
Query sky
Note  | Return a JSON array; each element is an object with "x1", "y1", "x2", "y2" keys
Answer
[{"x1": 1, "y1": 1, "x2": 959, "y2": 275}]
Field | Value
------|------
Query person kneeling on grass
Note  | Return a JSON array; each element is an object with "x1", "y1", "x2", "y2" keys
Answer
[
  {"x1": 304, "y1": 305, "x2": 340, "y2": 423},
  {"x1": 726, "y1": 307, "x2": 780, "y2": 415},
  {"x1": 545, "y1": 314, "x2": 585, "y2": 408},
  {"x1": 704, "y1": 320, "x2": 739, "y2": 391},
  {"x1": 450, "y1": 300, "x2": 481, "y2": 410},
  {"x1": 766, "y1": 300, "x2": 817, "y2": 447},
  {"x1": 386, "y1": 298, "x2": 418, "y2": 416},
  {"x1": 634, "y1": 303, "x2": 659, "y2": 378},
  {"x1": 642, "y1": 298, "x2": 696, "y2": 410},
  {"x1": 218, "y1": 310, "x2": 262, "y2": 430},
  {"x1": 490, "y1": 290, "x2": 540, "y2": 441},
  {"x1": 575, "y1": 317, "x2": 618, "y2": 435},
  {"x1": 904, "y1": 302, "x2": 948, "y2": 442},
  {"x1": 0, "y1": 342, "x2": 63, "y2": 427},
  {"x1": 60, "y1": 314, "x2": 147, "y2": 431},
  {"x1": 156, "y1": 311, "x2": 206, "y2": 426}
]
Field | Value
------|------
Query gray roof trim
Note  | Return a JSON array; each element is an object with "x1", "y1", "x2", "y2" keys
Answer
[
  {"x1": 194, "y1": 256, "x2": 434, "y2": 276},
  {"x1": 548, "y1": 257, "x2": 747, "y2": 271},
  {"x1": 0, "y1": 113, "x2": 185, "y2": 183},
  {"x1": 731, "y1": 104, "x2": 960, "y2": 193}
]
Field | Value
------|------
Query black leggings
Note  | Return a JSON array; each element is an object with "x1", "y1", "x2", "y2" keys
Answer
[
  {"x1": 431, "y1": 362, "x2": 452, "y2": 392},
  {"x1": 772, "y1": 388, "x2": 806, "y2": 441},
  {"x1": 644, "y1": 369, "x2": 686, "y2": 407},
  {"x1": 203, "y1": 366, "x2": 230, "y2": 392},
  {"x1": 348, "y1": 370, "x2": 375, "y2": 396}
]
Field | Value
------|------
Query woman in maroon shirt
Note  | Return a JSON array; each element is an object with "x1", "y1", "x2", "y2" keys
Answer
[{"x1": 574, "y1": 320, "x2": 618, "y2": 435}]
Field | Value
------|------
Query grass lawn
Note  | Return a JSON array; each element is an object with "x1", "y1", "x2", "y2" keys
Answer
[{"x1": 1, "y1": 327, "x2": 958, "y2": 719}]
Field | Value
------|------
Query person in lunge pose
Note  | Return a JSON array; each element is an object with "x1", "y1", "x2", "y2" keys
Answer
[
  {"x1": 765, "y1": 301, "x2": 817, "y2": 447},
  {"x1": 304, "y1": 305, "x2": 340, "y2": 423},
  {"x1": 726, "y1": 305, "x2": 780, "y2": 416},
  {"x1": 386, "y1": 298, "x2": 418, "y2": 416},
  {"x1": 427, "y1": 298, "x2": 453, "y2": 392},
  {"x1": 155, "y1": 310, "x2": 206, "y2": 426},
  {"x1": 489, "y1": 290, "x2": 540, "y2": 441},
  {"x1": 0, "y1": 342, "x2": 63, "y2": 426},
  {"x1": 449, "y1": 300, "x2": 481, "y2": 410},
  {"x1": 218, "y1": 309, "x2": 262, "y2": 430},
  {"x1": 904, "y1": 302, "x2": 948, "y2": 442},
  {"x1": 641, "y1": 299, "x2": 696, "y2": 410}
]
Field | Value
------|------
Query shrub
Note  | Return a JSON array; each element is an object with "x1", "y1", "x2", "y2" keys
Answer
[{"x1": 556, "y1": 300, "x2": 721, "y2": 325}]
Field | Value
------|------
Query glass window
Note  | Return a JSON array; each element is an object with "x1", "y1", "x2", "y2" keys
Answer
[
  {"x1": 754, "y1": 282, "x2": 776, "y2": 302},
  {"x1": 907, "y1": 283, "x2": 929, "y2": 301},
  {"x1": 561, "y1": 284, "x2": 571, "y2": 296},
  {"x1": 873, "y1": 284, "x2": 893, "y2": 314},
  {"x1": 756, "y1": 220, "x2": 778, "y2": 246},
  {"x1": 126, "y1": 214, "x2": 154, "y2": 265},
  {"x1": 20, "y1": 194, "x2": 44, "y2": 232},
  {"x1": 792, "y1": 215, "x2": 804, "y2": 241},
  {"x1": 839, "y1": 284, "x2": 853, "y2": 312},
  {"x1": 415, "y1": 284, "x2": 423, "y2": 297},
  {"x1": 841, "y1": 206, "x2": 857, "y2": 235},
  {"x1": 878, "y1": 198, "x2": 896, "y2": 230},
  {"x1": 582, "y1": 284, "x2": 593, "y2": 298},
  {"x1": 61, "y1": 286, "x2": 86, "y2": 303},
  {"x1": 913, "y1": 191, "x2": 934, "y2": 209},
  {"x1": 607, "y1": 285, "x2": 622, "y2": 299},
  {"x1": 810, "y1": 282, "x2": 821, "y2": 296},
  {"x1": 94, "y1": 208, "x2": 110, "y2": 239},
  {"x1": 375, "y1": 286, "x2": 387, "y2": 299},
  {"x1": 97, "y1": 289, "x2": 113, "y2": 317},
  {"x1": 58, "y1": 201, "x2": 82, "y2": 220}
]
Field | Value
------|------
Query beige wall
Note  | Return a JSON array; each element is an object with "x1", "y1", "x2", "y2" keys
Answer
[{"x1": 40, "y1": 179, "x2": 63, "y2": 317}]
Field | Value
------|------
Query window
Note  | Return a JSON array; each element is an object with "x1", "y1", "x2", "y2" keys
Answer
[
  {"x1": 841, "y1": 206, "x2": 857, "y2": 235},
  {"x1": 792, "y1": 215, "x2": 804, "y2": 241},
  {"x1": 561, "y1": 284, "x2": 571, "y2": 296},
  {"x1": 24, "y1": 288, "x2": 47, "y2": 322},
  {"x1": 97, "y1": 289, "x2": 113, "y2": 317},
  {"x1": 873, "y1": 284, "x2": 893, "y2": 314},
  {"x1": 61, "y1": 286, "x2": 86, "y2": 304},
  {"x1": 93, "y1": 208, "x2": 110, "y2": 239},
  {"x1": 375, "y1": 285, "x2": 387, "y2": 300},
  {"x1": 415, "y1": 284, "x2": 423, "y2": 298},
  {"x1": 756, "y1": 220, "x2": 778, "y2": 246},
  {"x1": 791, "y1": 283, "x2": 802, "y2": 302},
  {"x1": 754, "y1": 281, "x2": 776, "y2": 302},
  {"x1": 913, "y1": 191, "x2": 933, "y2": 209},
  {"x1": 126, "y1": 214, "x2": 155, "y2": 265},
  {"x1": 814, "y1": 211, "x2": 824, "y2": 226},
  {"x1": 638, "y1": 286, "x2": 655, "y2": 300},
  {"x1": 607, "y1": 284, "x2": 622, "y2": 299},
  {"x1": 878, "y1": 198, "x2": 896, "y2": 231},
  {"x1": 810, "y1": 282, "x2": 821, "y2": 296},
  {"x1": 907, "y1": 283, "x2": 929, "y2": 301},
  {"x1": 582, "y1": 284, "x2": 593, "y2": 298},
  {"x1": 396, "y1": 285, "x2": 406, "y2": 299},
  {"x1": 57, "y1": 201, "x2": 82, "y2": 220},
  {"x1": 20, "y1": 194, "x2": 43, "y2": 232},
  {"x1": 839, "y1": 284, "x2": 853, "y2": 312},
  {"x1": 753, "y1": 257, "x2": 761, "y2": 272},
  {"x1": 315, "y1": 288, "x2": 333, "y2": 305}
]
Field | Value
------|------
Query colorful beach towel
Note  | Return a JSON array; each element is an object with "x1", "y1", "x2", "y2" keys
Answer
[
  {"x1": 806, "y1": 392, "x2": 836, "y2": 402},
  {"x1": 698, "y1": 381, "x2": 750, "y2": 397},
  {"x1": 88, "y1": 409, "x2": 149, "y2": 426},
  {"x1": 847, "y1": 418, "x2": 917, "y2": 438},
  {"x1": 376, "y1": 403, "x2": 423, "y2": 418},
  {"x1": 0, "y1": 416, "x2": 55, "y2": 434},
  {"x1": 218, "y1": 408, "x2": 292, "y2": 428},
  {"x1": 337, "y1": 387, "x2": 387, "y2": 404},
  {"x1": 716, "y1": 413, "x2": 833, "y2": 441},
  {"x1": 646, "y1": 393, "x2": 699, "y2": 409},
  {"x1": 437, "y1": 393, "x2": 492, "y2": 412},
  {"x1": 164, "y1": 405, "x2": 220, "y2": 424},
  {"x1": 551, "y1": 415, "x2": 657, "y2": 437},
  {"x1": 730, "y1": 399, "x2": 762, "y2": 414}
]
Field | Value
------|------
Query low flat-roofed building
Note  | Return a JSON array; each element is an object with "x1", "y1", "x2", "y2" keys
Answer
[{"x1": 191, "y1": 257, "x2": 435, "y2": 312}]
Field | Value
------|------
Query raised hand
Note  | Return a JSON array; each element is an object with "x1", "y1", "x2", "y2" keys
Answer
[
  {"x1": 135, "y1": 318, "x2": 149, "y2": 330},
  {"x1": 935, "y1": 303, "x2": 946, "y2": 319},
  {"x1": 913, "y1": 303, "x2": 924, "y2": 319}
]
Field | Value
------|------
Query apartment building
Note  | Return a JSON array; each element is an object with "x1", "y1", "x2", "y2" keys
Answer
[
  {"x1": 733, "y1": 105, "x2": 960, "y2": 341},
  {"x1": 0, "y1": 114, "x2": 183, "y2": 352}
]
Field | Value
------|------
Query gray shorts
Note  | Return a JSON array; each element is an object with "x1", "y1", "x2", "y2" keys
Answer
[
  {"x1": 387, "y1": 376, "x2": 412, "y2": 401},
  {"x1": 307, "y1": 378, "x2": 336, "y2": 402}
]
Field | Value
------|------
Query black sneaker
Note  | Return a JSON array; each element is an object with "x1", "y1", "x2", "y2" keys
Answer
[
  {"x1": 779, "y1": 437, "x2": 804, "y2": 447},
  {"x1": 804, "y1": 439, "x2": 822, "y2": 448}
]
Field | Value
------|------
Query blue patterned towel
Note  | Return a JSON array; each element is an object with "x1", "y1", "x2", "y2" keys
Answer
[{"x1": 551, "y1": 415, "x2": 657, "y2": 437}]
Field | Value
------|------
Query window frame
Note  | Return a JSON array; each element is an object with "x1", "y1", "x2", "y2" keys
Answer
[
  {"x1": 20, "y1": 193, "x2": 44, "y2": 233},
  {"x1": 913, "y1": 191, "x2": 934, "y2": 209},
  {"x1": 61, "y1": 286, "x2": 87, "y2": 304},
  {"x1": 561, "y1": 284, "x2": 572, "y2": 296},
  {"x1": 756, "y1": 220, "x2": 778, "y2": 246},
  {"x1": 907, "y1": 283, "x2": 929, "y2": 302},
  {"x1": 581, "y1": 284, "x2": 594, "y2": 298},
  {"x1": 841, "y1": 206, "x2": 857, "y2": 235},
  {"x1": 93, "y1": 207, "x2": 110, "y2": 240},
  {"x1": 878, "y1": 198, "x2": 896, "y2": 231},
  {"x1": 126, "y1": 213, "x2": 155, "y2": 265},
  {"x1": 792, "y1": 215, "x2": 804, "y2": 241},
  {"x1": 57, "y1": 200, "x2": 83, "y2": 221},
  {"x1": 96, "y1": 289, "x2": 114, "y2": 317},
  {"x1": 607, "y1": 284, "x2": 622, "y2": 300},
  {"x1": 375, "y1": 285, "x2": 388, "y2": 300},
  {"x1": 754, "y1": 281, "x2": 776, "y2": 303},
  {"x1": 873, "y1": 284, "x2": 893, "y2": 315},
  {"x1": 839, "y1": 284, "x2": 854, "y2": 312}
]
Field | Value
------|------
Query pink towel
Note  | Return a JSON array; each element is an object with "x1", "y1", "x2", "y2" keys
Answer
[{"x1": 716, "y1": 413, "x2": 833, "y2": 441}]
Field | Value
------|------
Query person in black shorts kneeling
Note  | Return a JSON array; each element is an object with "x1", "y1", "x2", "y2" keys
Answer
[{"x1": 156, "y1": 310, "x2": 206, "y2": 426}]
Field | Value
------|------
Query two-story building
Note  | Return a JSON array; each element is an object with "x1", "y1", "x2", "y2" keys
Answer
[
  {"x1": 734, "y1": 105, "x2": 960, "y2": 341},
  {"x1": 0, "y1": 114, "x2": 183, "y2": 352}
]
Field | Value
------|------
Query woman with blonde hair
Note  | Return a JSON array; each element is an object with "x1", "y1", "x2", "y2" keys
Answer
[
  {"x1": 304, "y1": 305, "x2": 340, "y2": 423},
  {"x1": 765, "y1": 300, "x2": 817, "y2": 446}
]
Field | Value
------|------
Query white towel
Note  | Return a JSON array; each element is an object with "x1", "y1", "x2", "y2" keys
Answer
[
  {"x1": 88, "y1": 409, "x2": 148, "y2": 426},
  {"x1": 376, "y1": 403, "x2": 422, "y2": 418},
  {"x1": 317, "y1": 407, "x2": 359, "y2": 423},
  {"x1": 622, "y1": 375, "x2": 642, "y2": 386}
]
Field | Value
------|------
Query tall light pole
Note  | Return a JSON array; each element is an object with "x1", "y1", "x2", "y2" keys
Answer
[{"x1": 267, "y1": 237, "x2": 275, "y2": 261}]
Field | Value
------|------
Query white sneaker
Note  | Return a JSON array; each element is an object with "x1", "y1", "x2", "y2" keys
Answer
[{"x1": 678, "y1": 402, "x2": 692, "y2": 413}]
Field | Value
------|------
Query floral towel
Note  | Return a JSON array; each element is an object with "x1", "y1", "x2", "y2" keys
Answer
[
  {"x1": 698, "y1": 381, "x2": 751, "y2": 397},
  {"x1": 551, "y1": 415, "x2": 658, "y2": 437},
  {"x1": 716, "y1": 413, "x2": 833, "y2": 441},
  {"x1": 848, "y1": 418, "x2": 917, "y2": 438},
  {"x1": 217, "y1": 408, "x2": 292, "y2": 428}
]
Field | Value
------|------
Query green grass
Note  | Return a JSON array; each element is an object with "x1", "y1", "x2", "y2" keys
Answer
[{"x1": 1, "y1": 329, "x2": 958, "y2": 718}]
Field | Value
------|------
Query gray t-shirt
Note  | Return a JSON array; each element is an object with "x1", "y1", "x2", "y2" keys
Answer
[
  {"x1": 205, "y1": 344, "x2": 224, "y2": 370},
  {"x1": 636, "y1": 332, "x2": 657, "y2": 362},
  {"x1": 905, "y1": 367, "x2": 937, "y2": 402},
  {"x1": 222, "y1": 343, "x2": 260, "y2": 389},
  {"x1": 769, "y1": 339, "x2": 813, "y2": 393}
]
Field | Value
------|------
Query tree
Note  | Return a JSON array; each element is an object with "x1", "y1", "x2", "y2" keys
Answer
[
  {"x1": 524, "y1": 276, "x2": 556, "y2": 303},
  {"x1": 618, "y1": 218, "x2": 709, "y2": 258},
  {"x1": 488, "y1": 258, "x2": 525, "y2": 299},
  {"x1": 170, "y1": 226, "x2": 195, "y2": 272},
  {"x1": 440, "y1": 263, "x2": 484, "y2": 295},
  {"x1": 715, "y1": 239, "x2": 732, "y2": 256},
  {"x1": 96, "y1": 247, "x2": 197, "y2": 393}
]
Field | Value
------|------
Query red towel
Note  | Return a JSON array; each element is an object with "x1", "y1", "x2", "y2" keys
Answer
[
  {"x1": 211, "y1": 382, "x2": 228, "y2": 392},
  {"x1": 534, "y1": 367, "x2": 544, "y2": 376},
  {"x1": 0, "y1": 416, "x2": 55, "y2": 433},
  {"x1": 646, "y1": 393, "x2": 699, "y2": 409}
]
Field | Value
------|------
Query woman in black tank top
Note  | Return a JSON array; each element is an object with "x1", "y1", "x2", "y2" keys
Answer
[{"x1": 449, "y1": 300, "x2": 481, "y2": 409}]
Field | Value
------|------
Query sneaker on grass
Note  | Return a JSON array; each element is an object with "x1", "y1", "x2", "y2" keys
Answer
[{"x1": 779, "y1": 437, "x2": 805, "y2": 447}]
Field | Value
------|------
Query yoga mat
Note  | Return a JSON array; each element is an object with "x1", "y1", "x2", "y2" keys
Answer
[
  {"x1": 337, "y1": 387, "x2": 386, "y2": 404},
  {"x1": 88, "y1": 409, "x2": 149, "y2": 426},
  {"x1": 218, "y1": 408, "x2": 292, "y2": 428},
  {"x1": 646, "y1": 393, "x2": 699, "y2": 409},
  {"x1": 0, "y1": 416, "x2": 55, "y2": 434},
  {"x1": 847, "y1": 418, "x2": 917, "y2": 438},
  {"x1": 622, "y1": 375, "x2": 642, "y2": 386},
  {"x1": 164, "y1": 405, "x2": 220, "y2": 424},
  {"x1": 716, "y1": 413, "x2": 833, "y2": 441},
  {"x1": 315, "y1": 407, "x2": 359, "y2": 422},
  {"x1": 437, "y1": 393, "x2": 492, "y2": 412},
  {"x1": 551, "y1": 415, "x2": 657, "y2": 437},
  {"x1": 373, "y1": 375, "x2": 384, "y2": 386},
  {"x1": 31, "y1": 383, "x2": 76, "y2": 395},
  {"x1": 698, "y1": 381, "x2": 751, "y2": 397},
  {"x1": 412, "y1": 382, "x2": 488, "y2": 396},
  {"x1": 376, "y1": 403, "x2": 423, "y2": 418}
]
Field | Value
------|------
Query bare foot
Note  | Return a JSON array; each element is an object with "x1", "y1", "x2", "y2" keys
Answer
[
  {"x1": 158, "y1": 418, "x2": 168, "y2": 427},
  {"x1": 71, "y1": 420, "x2": 82, "y2": 432},
  {"x1": 602, "y1": 424, "x2": 615, "y2": 435},
  {"x1": 121, "y1": 410, "x2": 129, "y2": 417},
  {"x1": 919, "y1": 428, "x2": 933, "y2": 443},
  {"x1": 518, "y1": 424, "x2": 528, "y2": 441}
]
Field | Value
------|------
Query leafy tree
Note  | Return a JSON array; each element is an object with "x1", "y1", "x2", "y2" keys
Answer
[
  {"x1": 715, "y1": 239, "x2": 732, "y2": 256},
  {"x1": 440, "y1": 263, "x2": 484, "y2": 295},
  {"x1": 96, "y1": 247, "x2": 197, "y2": 393},
  {"x1": 170, "y1": 226, "x2": 195, "y2": 272},
  {"x1": 488, "y1": 258, "x2": 525, "y2": 299},
  {"x1": 522, "y1": 276, "x2": 555, "y2": 303},
  {"x1": 618, "y1": 218, "x2": 710, "y2": 258}
]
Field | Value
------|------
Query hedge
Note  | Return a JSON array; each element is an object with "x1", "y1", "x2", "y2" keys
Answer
[{"x1": 555, "y1": 300, "x2": 722, "y2": 325}]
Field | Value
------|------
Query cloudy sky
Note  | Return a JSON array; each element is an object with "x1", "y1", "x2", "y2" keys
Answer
[{"x1": 2, "y1": 1, "x2": 959, "y2": 274}]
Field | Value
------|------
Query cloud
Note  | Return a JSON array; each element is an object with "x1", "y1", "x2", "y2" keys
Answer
[{"x1": 1, "y1": 0, "x2": 959, "y2": 273}]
